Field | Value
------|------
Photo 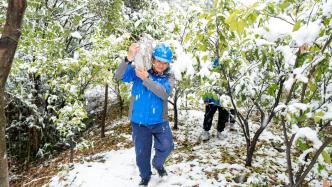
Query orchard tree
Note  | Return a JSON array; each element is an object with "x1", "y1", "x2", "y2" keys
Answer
[
  {"x1": 4, "y1": 0, "x2": 124, "y2": 163},
  {"x1": 185, "y1": 2, "x2": 331, "y2": 185},
  {"x1": 5, "y1": 0, "x2": 100, "y2": 162},
  {"x1": 165, "y1": 5, "x2": 199, "y2": 129},
  {"x1": 255, "y1": 0, "x2": 332, "y2": 185},
  {"x1": 217, "y1": 0, "x2": 331, "y2": 184},
  {"x1": 77, "y1": 28, "x2": 130, "y2": 137}
]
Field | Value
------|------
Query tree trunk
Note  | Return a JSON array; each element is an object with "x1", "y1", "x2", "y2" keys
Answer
[
  {"x1": 70, "y1": 148, "x2": 74, "y2": 162},
  {"x1": 173, "y1": 90, "x2": 179, "y2": 130},
  {"x1": 115, "y1": 80, "x2": 123, "y2": 116},
  {"x1": 101, "y1": 83, "x2": 108, "y2": 138},
  {"x1": 173, "y1": 102, "x2": 178, "y2": 129},
  {"x1": 0, "y1": 88, "x2": 9, "y2": 187},
  {"x1": 0, "y1": 1, "x2": 27, "y2": 186},
  {"x1": 282, "y1": 118, "x2": 295, "y2": 185},
  {"x1": 245, "y1": 127, "x2": 265, "y2": 166}
]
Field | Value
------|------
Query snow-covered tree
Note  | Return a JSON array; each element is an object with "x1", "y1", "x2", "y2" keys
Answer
[{"x1": 183, "y1": 0, "x2": 331, "y2": 185}]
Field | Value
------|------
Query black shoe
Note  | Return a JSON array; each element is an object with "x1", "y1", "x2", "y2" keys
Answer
[
  {"x1": 139, "y1": 178, "x2": 150, "y2": 186},
  {"x1": 152, "y1": 159, "x2": 168, "y2": 178},
  {"x1": 156, "y1": 167, "x2": 168, "y2": 177}
]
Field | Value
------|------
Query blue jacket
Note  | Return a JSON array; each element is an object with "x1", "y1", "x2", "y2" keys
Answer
[
  {"x1": 203, "y1": 96, "x2": 220, "y2": 106},
  {"x1": 202, "y1": 90, "x2": 221, "y2": 106},
  {"x1": 115, "y1": 60, "x2": 174, "y2": 125}
]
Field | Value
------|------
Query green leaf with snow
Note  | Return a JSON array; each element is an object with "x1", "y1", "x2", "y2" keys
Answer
[
  {"x1": 247, "y1": 11, "x2": 258, "y2": 24},
  {"x1": 318, "y1": 163, "x2": 325, "y2": 172},
  {"x1": 308, "y1": 80, "x2": 317, "y2": 93},
  {"x1": 214, "y1": 0, "x2": 220, "y2": 9},
  {"x1": 280, "y1": 1, "x2": 290, "y2": 11},
  {"x1": 296, "y1": 139, "x2": 309, "y2": 151},
  {"x1": 225, "y1": 10, "x2": 242, "y2": 33},
  {"x1": 73, "y1": 15, "x2": 81, "y2": 26},
  {"x1": 314, "y1": 111, "x2": 324, "y2": 123},
  {"x1": 267, "y1": 83, "x2": 278, "y2": 96},
  {"x1": 292, "y1": 20, "x2": 301, "y2": 32},
  {"x1": 266, "y1": 3, "x2": 275, "y2": 14},
  {"x1": 322, "y1": 150, "x2": 331, "y2": 164}
]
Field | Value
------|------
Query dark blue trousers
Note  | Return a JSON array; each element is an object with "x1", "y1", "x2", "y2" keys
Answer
[
  {"x1": 203, "y1": 104, "x2": 236, "y2": 132},
  {"x1": 132, "y1": 121, "x2": 174, "y2": 180}
]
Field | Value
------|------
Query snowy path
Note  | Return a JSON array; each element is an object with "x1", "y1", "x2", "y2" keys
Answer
[
  {"x1": 45, "y1": 110, "x2": 272, "y2": 187},
  {"x1": 46, "y1": 110, "x2": 330, "y2": 186},
  {"x1": 48, "y1": 149, "x2": 140, "y2": 187},
  {"x1": 47, "y1": 146, "x2": 230, "y2": 187}
]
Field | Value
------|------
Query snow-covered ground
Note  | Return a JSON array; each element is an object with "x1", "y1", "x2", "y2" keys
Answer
[{"x1": 46, "y1": 109, "x2": 331, "y2": 187}]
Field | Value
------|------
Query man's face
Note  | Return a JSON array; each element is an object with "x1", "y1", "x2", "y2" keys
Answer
[{"x1": 152, "y1": 59, "x2": 169, "y2": 74}]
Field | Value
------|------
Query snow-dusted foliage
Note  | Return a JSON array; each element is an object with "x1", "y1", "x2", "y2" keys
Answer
[
  {"x1": 178, "y1": 0, "x2": 331, "y2": 185},
  {"x1": 5, "y1": 0, "x2": 131, "y2": 161},
  {"x1": 2, "y1": 0, "x2": 331, "y2": 186}
]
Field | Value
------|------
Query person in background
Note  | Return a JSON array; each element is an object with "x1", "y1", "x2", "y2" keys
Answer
[
  {"x1": 201, "y1": 58, "x2": 236, "y2": 141},
  {"x1": 115, "y1": 42, "x2": 175, "y2": 186}
]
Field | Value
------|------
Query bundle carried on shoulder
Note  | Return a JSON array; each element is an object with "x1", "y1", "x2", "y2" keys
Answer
[{"x1": 134, "y1": 33, "x2": 155, "y2": 70}]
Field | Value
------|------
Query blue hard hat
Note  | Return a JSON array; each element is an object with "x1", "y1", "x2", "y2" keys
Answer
[
  {"x1": 152, "y1": 43, "x2": 173, "y2": 63},
  {"x1": 212, "y1": 58, "x2": 219, "y2": 68}
]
